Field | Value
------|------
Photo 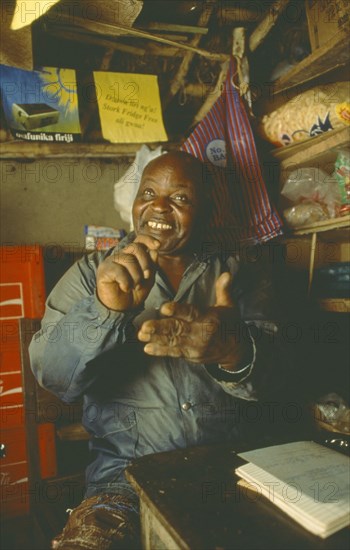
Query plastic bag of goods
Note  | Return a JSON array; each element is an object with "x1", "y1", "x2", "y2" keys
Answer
[
  {"x1": 281, "y1": 167, "x2": 342, "y2": 228},
  {"x1": 259, "y1": 82, "x2": 349, "y2": 147}
]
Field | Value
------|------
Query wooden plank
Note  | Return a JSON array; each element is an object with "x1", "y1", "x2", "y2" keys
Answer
[
  {"x1": 152, "y1": 34, "x2": 190, "y2": 42},
  {"x1": 290, "y1": 214, "x2": 350, "y2": 236},
  {"x1": 48, "y1": 27, "x2": 147, "y2": 56},
  {"x1": 188, "y1": 61, "x2": 229, "y2": 128},
  {"x1": 184, "y1": 83, "x2": 210, "y2": 97},
  {"x1": 272, "y1": 30, "x2": 350, "y2": 95},
  {"x1": 48, "y1": 25, "x2": 191, "y2": 58},
  {"x1": 317, "y1": 298, "x2": 350, "y2": 313},
  {"x1": 219, "y1": 6, "x2": 266, "y2": 24},
  {"x1": 145, "y1": 43, "x2": 191, "y2": 58},
  {"x1": 308, "y1": 232, "x2": 318, "y2": 295},
  {"x1": 140, "y1": 500, "x2": 189, "y2": 550},
  {"x1": 232, "y1": 27, "x2": 251, "y2": 108},
  {"x1": 249, "y1": 0, "x2": 290, "y2": 52},
  {"x1": 166, "y1": 3, "x2": 216, "y2": 105},
  {"x1": 55, "y1": 13, "x2": 228, "y2": 62},
  {"x1": 271, "y1": 127, "x2": 350, "y2": 166},
  {"x1": 0, "y1": 142, "x2": 179, "y2": 159},
  {"x1": 136, "y1": 23, "x2": 208, "y2": 35}
]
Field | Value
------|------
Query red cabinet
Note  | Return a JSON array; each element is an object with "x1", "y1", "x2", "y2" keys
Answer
[
  {"x1": 0, "y1": 246, "x2": 57, "y2": 518},
  {"x1": 0, "y1": 245, "x2": 46, "y2": 319}
]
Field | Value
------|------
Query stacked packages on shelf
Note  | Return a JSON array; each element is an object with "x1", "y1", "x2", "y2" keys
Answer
[{"x1": 85, "y1": 225, "x2": 126, "y2": 251}]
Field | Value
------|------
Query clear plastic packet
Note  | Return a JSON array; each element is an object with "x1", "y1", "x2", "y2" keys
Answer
[
  {"x1": 313, "y1": 393, "x2": 350, "y2": 435},
  {"x1": 334, "y1": 149, "x2": 350, "y2": 213},
  {"x1": 281, "y1": 167, "x2": 342, "y2": 227}
]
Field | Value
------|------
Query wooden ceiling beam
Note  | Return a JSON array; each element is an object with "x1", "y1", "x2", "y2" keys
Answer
[
  {"x1": 51, "y1": 13, "x2": 228, "y2": 62},
  {"x1": 136, "y1": 22, "x2": 208, "y2": 35},
  {"x1": 187, "y1": 60, "x2": 229, "y2": 130},
  {"x1": 249, "y1": 0, "x2": 290, "y2": 52},
  {"x1": 47, "y1": 27, "x2": 147, "y2": 56},
  {"x1": 47, "y1": 24, "x2": 214, "y2": 59},
  {"x1": 219, "y1": 6, "x2": 265, "y2": 24},
  {"x1": 165, "y1": 2, "x2": 218, "y2": 106}
]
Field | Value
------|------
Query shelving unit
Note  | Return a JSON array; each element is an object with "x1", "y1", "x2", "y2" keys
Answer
[
  {"x1": 271, "y1": 127, "x2": 349, "y2": 168},
  {"x1": 273, "y1": 129, "x2": 349, "y2": 303},
  {"x1": 0, "y1": 141, "x2": 177, "y2": 159},
  {"x1": 291, "y1": 215, "x2": 350, "y2": 237},
  {"x1": 287, "y1": 215, "x2": 350, "y2": 299},
  {"x1": 267, "y1": 11, "x2": 349, "y2": 308},
  {"x1": 317, "y1": 298, "x2": 350, "y2": 313},
  {"x1": 271, "y1": 29, "x2": 349, "y2": 95}
]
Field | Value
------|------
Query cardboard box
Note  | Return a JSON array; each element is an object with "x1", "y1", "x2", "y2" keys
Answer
[{"x1": 305, "y1": 0, "x2": 350, "y2": 50}]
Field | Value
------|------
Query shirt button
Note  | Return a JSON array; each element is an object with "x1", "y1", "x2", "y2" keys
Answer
[{"x1": 181, "y1": 402, "x2": 192, "y2": 411}]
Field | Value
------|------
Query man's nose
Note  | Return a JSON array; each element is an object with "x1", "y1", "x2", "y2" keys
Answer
[{"x1": 152, "y1": 196, "x2": 171, "y2": 212}]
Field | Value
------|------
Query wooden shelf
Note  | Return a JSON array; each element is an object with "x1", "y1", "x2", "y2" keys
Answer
[
  {"x1": 290, "y1": 215, "x2": 350, "y2": 236},
  {"x1": 317, "y1": 298, "x2": 350, "y2": 313},
  {"x1": 0, "y1": 141, "x2": 178, "y2": 159},
  {"x1": 285, "y1": 215, "x2": 350, "y2": 296},
  {"x1": 271, "y1": 127, "x2": 349, "y2": 166},
  {"x1": 271, "y1": 30, "x2": 350, "y2": 96}
]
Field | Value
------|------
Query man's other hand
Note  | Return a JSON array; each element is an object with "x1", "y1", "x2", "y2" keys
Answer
[{"x1": 138, "y1": 273, "x2": 252, "y2": 371}]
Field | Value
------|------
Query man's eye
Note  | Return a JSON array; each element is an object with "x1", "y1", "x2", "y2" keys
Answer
[
  {"x1": 142, "y1": 188, "x2": 155, "y2": 198},
  {"x1": 173, "y1": 194, "x2": 188, "y2": 203}
]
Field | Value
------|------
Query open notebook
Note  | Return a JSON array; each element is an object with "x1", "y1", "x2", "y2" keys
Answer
[{"x1": 236, "y1": 441, "x2": 350, "y2": 538}]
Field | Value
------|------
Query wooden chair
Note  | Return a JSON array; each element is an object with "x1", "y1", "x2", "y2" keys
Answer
[{"x1": 19, "y1": 318, "x2": 90, "y2": 543}]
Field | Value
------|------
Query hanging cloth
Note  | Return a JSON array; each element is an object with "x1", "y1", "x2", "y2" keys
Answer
[{"x1": 181, "y1": 56, "x2": 283, "y2": 246}]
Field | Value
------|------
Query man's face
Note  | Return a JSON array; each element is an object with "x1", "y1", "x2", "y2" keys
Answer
[{"x1": 132, "y1": 156, "x2": 202, "y2": 255}]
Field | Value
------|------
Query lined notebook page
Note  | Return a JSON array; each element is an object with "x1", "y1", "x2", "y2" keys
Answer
[{"x1": 236, "y1": 441, "x2": 350, "y2": 538}]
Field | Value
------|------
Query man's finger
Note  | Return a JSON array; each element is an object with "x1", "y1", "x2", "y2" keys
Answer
[
  {"x1": 113, "y1": 252, "x2": 145, "y2": 287},
  {"x1": 159, "y1": 301, "x2": 201, "y2": 322},
  {"x1": 215, "y1": 272, "x2": 234, "y2": 308},
  {"x1": 134, "y1": 234, "x2": 160, "y2": 253},
  {"x1": 149, "y1": 249, "x2": 158, "y2": 265},
  {"x1": 98, "y1": 260, "x2": 134, "y2": 292},
  {"x1": 138, "y1": 317, "x2": 190, "y2": 341},
  {"x1": 143, "y1": 343, "x2": 183, "y2": 357},
  {"x1": 121, "y1": 243, "x2": 157, "y2": 281},
  {"x1": 143, "y1": 342, "x2": 204, "y2": 363},
  {"x1": 134, "y1": 235, "x2": 160, "y2": 273}
]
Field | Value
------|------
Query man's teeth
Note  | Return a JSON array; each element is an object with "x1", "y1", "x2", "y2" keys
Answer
[{"x1": 147, "y1": 221, "x2": 172, "y2": 230}]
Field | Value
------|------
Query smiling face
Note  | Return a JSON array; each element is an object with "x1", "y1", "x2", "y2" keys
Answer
[{"x1": 132, "y1": 152, "x2": 205, "y2": 256}]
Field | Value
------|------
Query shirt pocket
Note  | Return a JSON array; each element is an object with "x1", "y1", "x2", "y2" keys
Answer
[
  {"x1": 134, "y1": 407, "x2": 185, "y2": 457},
  {"x1": 83, "y1": 401, "x2": 138, "y2": 459},
  {"x1": 194, "y1": 399, "x2": 240, "y2": 445}
]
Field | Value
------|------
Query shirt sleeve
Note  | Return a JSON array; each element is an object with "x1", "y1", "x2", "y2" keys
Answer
[{"x1": 29, "y1": 249, "x2": 140, "y2": 403}]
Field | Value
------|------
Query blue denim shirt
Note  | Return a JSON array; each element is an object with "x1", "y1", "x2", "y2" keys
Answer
[{"x1": 29, "y1": 234, "x2": 290, "y2": 497}]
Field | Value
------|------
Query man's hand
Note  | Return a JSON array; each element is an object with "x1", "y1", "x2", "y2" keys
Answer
[
  {"x1": 96, "y1": 236, "x2": 160, "y2": 311},
  {"x1": 138, "y1": 272, "x2": 252, "y2": 371}
]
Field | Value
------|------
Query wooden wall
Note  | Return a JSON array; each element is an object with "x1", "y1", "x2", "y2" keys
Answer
[{"x1": 1, "y1": 158, "x2": 129, "y2": 247}]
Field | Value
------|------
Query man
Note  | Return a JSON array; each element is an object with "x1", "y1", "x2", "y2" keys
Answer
[{"x1": 30, "y1": 151, "x2": 293, "y2": 549}]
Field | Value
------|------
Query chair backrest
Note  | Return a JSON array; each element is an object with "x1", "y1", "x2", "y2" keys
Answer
[{"x1": 19, "y1": 318, "x2": 89, "y2": 535}]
